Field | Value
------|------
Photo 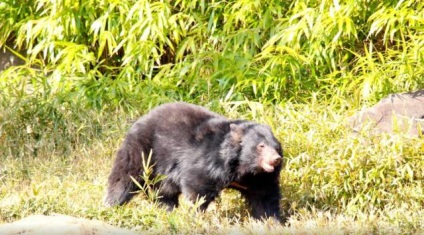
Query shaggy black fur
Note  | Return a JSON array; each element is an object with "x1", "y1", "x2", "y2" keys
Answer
[{"x1": 104, "y1": 102, "x2": 283, "y2": 221}]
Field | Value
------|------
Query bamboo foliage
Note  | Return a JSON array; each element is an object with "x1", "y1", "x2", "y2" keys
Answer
[{"x1": 1, "y1": 0, "x2": 424, "y2": 103}]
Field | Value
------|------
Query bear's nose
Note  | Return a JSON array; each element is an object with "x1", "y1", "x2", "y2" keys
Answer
[{"x1": 271, "y1": 155, "x2": 282, "y2": 166}]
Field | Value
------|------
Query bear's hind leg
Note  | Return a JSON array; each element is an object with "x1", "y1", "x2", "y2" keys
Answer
[
  {"x1": 104, "y1": 139, "x2": 146, "y2": 206},
  {"x1": 104, "y1": 174, "x2": 141, "y2": 206}
]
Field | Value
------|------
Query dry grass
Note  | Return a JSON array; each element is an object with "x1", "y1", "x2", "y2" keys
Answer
[{"x1": 1, "y1": 99, "x2": 424, "y2": 234}]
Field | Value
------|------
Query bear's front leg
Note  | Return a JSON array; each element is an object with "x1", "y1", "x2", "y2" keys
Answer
[
  {"x1": 242, "y1": 188, "x2": 282, "y2": 222},
  {"x1": 238, "y1": 174, "x2": 282, "y2": 222}
]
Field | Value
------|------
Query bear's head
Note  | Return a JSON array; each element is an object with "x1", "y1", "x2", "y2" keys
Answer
[{"x1": 230, "y1": 123, "x2": 283, "y2": 174}]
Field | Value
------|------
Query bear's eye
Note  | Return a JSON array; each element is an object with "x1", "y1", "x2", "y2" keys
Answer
[{"x1": 257, "y1": 143, "x2": 265, "y2": 149}]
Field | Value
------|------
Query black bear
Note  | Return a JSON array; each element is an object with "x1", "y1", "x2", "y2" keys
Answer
[{"x1": 104, "y1": 102, "x2": 283, "y2": 221}]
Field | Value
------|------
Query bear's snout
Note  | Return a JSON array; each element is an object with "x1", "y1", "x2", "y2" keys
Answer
[
  {"x1": 270, "y1": 154, "x2": 282, "y2": 166},
  {"x1": 259, "y1": 144, "x2": 282, "y2": 172}
]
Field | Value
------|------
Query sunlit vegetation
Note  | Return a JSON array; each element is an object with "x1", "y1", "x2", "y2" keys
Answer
[{"x1": 1, "y1": 0, "x2": 424, "y2": 234}]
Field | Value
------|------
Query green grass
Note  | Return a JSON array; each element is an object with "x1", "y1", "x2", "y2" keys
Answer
[
  {"x1": 1, "y1": 97, "x2": 424, "y2": 234},
  {"x1": 2, "y1": 0, "x2": 424, "y2": 233}
]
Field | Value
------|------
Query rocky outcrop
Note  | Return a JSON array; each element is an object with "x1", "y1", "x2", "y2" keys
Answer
[
  {"x1": 348, "y1": 90, "x2": 424, "y2": 137},
  {"x1": 0, "y1": 214, "x2": 141, "y2": 235}
]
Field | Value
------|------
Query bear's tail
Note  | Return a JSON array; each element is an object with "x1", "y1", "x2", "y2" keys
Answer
[{"x1": 104, "y1": 135, "x2": 146, "y2": 207}]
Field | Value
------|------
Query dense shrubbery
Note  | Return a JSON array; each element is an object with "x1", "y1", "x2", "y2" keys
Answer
[
  {"x1": 1, "y1": 0, "x2": 424, "y2": 233},
  {"x1": 1, "y1": 0, "x2": 424, "y2": 104}
]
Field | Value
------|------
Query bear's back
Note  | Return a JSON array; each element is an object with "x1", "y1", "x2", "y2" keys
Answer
[
  {"x1": 128, "y1": 102, "x2": 224, "y2": 142},
  {"x1": 150, "y1": 102, "x2": 222, "y2": 126}
]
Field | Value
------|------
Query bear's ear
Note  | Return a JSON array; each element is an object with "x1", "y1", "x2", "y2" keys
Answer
[{"x1": 230, "y1": 123, "x2": 244, "y2": 142}]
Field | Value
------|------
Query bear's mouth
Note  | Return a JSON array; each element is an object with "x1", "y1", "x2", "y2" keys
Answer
[
  {"x1": 262, "y1": 162, "x2": 275, "y2": 172},
  {"x1": 261, "y1": 156, "x2": 281, "y2": 173}
]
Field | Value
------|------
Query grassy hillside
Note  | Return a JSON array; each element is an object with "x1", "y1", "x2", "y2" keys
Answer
[
  {"x1": 1, "y1": 99, "x2": 424, "y2": 234},
  {"x1": 1, "y1": 0, "x2": 424, "y2": 234}
]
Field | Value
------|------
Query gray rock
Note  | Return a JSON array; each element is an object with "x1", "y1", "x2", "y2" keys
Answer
[
  {"x1": 0, "y1": 214, "x2": 141, "y2": 235},
  {"x1": 348, "y1": 90, "x2": 424, "y2": 136}
]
